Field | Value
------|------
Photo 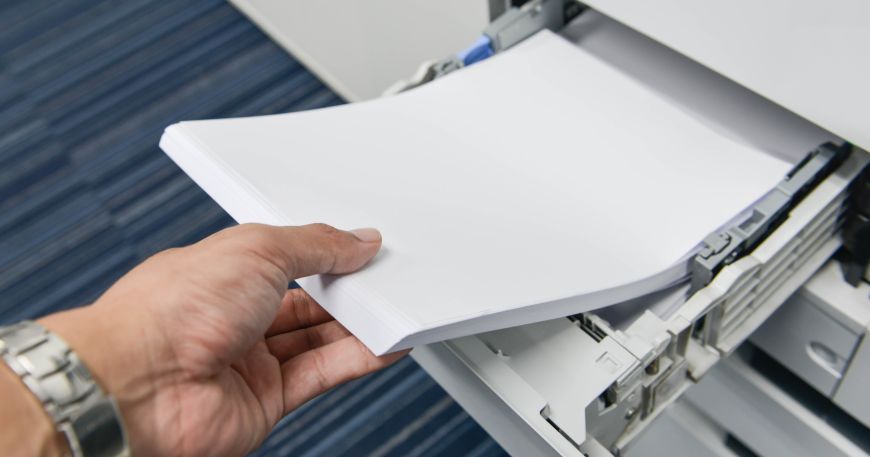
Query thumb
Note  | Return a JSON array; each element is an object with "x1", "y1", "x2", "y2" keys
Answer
[{"x1": 216, "y1": 223, "x2": 382, "y2": 281}]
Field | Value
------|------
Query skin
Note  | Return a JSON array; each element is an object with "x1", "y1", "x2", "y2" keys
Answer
[{"x1": 0, "y1": 223, "x2": 407, "y2": 457}]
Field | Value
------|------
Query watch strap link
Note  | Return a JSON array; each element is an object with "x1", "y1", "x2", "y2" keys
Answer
[{"x1": 0, "y1": 321, "x2": 128, "y2": 457}]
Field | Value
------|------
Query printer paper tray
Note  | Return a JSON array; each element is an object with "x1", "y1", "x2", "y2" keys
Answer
[
  {"x1": 414, "y1": 150, "x2": 865, "y2": 455},
  {"x1": 412, "y1": 11, "x2": 868, "y2": 457}
]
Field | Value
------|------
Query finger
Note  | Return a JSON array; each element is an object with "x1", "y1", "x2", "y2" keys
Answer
[
  {"x1": 281, "y1": 336, "x2": 408, "y2": 413},
  {"x1": 266, "y1": 320, "x2": 351, "y2": 362},
  {"x1": 207, "y1": 223, "x2": 382, "y2": 282},
  {"x1": 266, "y1": 289, "x2": 333, "y2": 336}
]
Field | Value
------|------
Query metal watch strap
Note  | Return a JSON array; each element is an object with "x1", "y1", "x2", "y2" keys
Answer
[{"x1": 0, "y1": 321, "x2": 129, "y2": 457}]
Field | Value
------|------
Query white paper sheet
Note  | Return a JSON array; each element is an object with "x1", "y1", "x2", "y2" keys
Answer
[{"x1": 160, "y1": 30, "x2": 790, "y2": 354}]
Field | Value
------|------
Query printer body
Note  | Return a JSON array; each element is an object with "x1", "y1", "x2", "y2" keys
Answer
[{"x1": 229, "y1": 1, "x2": 870, "y2": 455}]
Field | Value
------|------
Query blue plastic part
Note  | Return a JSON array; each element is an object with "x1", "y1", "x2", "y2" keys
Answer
[{"x1": 457, "y1": 35, "x2": 494, "y2": 66}]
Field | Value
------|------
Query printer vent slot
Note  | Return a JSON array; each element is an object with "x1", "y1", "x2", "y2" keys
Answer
[
  {"x1": 572, "y1": 314, "x2": 607, "y2": 342},
  {"x1": 544, "y1": 417, "x2": 586, "y2": 453},
  {"x1": 692, "y1": 314, "x2": 707, "y2": 341}
]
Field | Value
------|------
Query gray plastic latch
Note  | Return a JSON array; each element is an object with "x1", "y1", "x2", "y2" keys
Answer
[{"x1": 689, "y1": 143, "x2": 851, "y2": 294}]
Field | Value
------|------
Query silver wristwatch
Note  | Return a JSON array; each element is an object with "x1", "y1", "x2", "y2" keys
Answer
[{"x1": 0, "y1": 321, "x2": 129, "y2": 457}]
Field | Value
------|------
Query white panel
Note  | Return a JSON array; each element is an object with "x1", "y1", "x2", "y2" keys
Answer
[
  {"x1": 834, "y1": 334, "x2": 870, "y2": 428},
  {"x1": 686, "y1": 355, "x2": 868, "y2": 457},
  {"x1": 752, "y1": 290, "x2": 860, "y2": 396},
  {"x1": 229, "y1": 0, "x2": 490, "y2": 101},
  {"x1": 582, "y1": 0, "x2": 870, "y2": 151}
]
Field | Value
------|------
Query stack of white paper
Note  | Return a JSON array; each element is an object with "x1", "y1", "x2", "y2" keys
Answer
[{"x1": 160, "y1": 30, "x2": 790, "y2": 355}]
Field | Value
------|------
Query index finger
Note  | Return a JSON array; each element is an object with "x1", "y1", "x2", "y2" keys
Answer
[{"x1": 281, "y1": 335, "x2": 408, "y2": 413}]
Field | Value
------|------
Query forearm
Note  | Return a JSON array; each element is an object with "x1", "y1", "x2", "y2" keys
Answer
[
  {"x1": 0, "y1": 223, "x2": 400, "y2": 457},
  {"x1": 0, "y1": 361, "x2": 65, "y2": 457}
]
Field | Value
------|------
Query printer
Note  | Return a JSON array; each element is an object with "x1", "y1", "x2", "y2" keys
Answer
[{"x1": 228, "y1": 1, "x2": 870, "y2": 455}]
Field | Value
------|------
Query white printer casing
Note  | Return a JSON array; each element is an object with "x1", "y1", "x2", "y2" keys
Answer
[{"x1": 229, "y1": 1, "x2": 870, "y2": 455}]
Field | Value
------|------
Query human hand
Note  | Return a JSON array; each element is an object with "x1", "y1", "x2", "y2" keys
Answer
[{"x1": 38, "y1": 223, "x2": 406, "y2": 457}]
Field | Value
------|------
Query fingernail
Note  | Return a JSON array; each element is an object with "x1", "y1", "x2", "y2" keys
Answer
[{"x1": 350, "y1": 228, "x2": 381, "y2": 243}]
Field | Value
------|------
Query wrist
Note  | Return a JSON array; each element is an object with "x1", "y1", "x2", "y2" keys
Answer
[
  {"x1": 39, "y1": 304, "x2": 169, "y2": 454},
  {"x1": 0, "y1": 346, "x2": 68, "y2": 457},
  {"x1": 39, "y1": 306, "x2": 149, "y2": 399}
]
